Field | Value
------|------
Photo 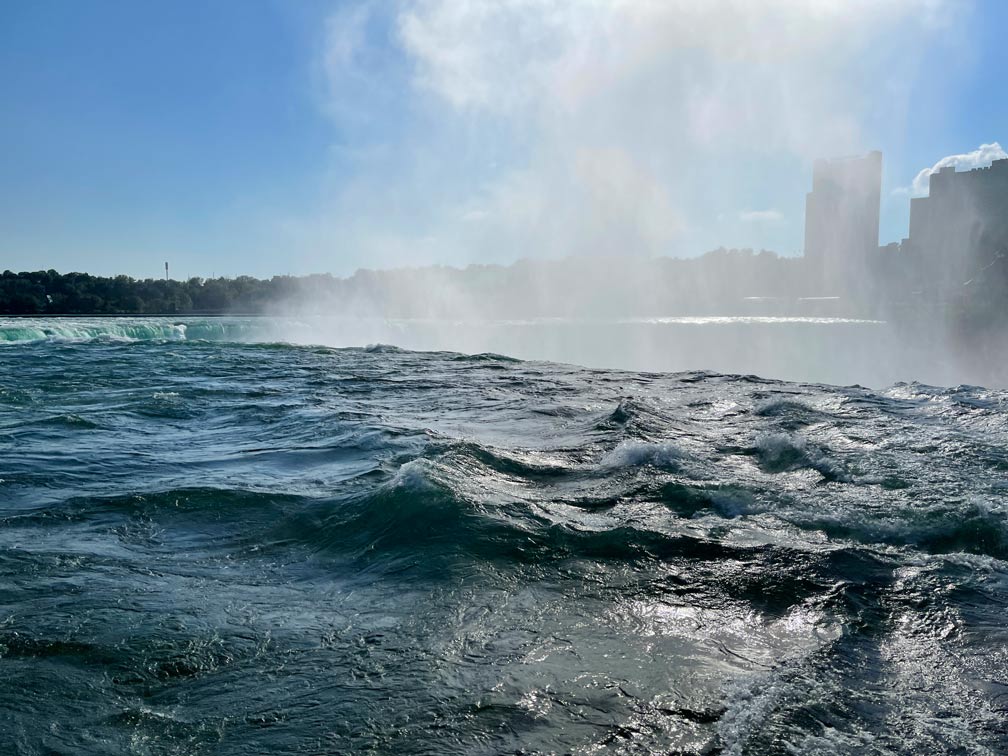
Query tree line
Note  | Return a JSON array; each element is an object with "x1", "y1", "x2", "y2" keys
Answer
[
  {"x1": 1, "y1": 249, "x2": 805, "y2": 317},
  {"x1": 0, "y1": 270, "x2": 335, "y2": 315}
]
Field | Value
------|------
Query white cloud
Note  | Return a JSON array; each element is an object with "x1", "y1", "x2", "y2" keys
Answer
[
  {"x1": 910, "y1": 142, "x2": 1007, "y2": 196},
  {"x1": 394, "y1": 0, "x2": 953, "y2": 156},
  {"x1": 740, "y1": 209, "x2": 784, "y2": 223}
]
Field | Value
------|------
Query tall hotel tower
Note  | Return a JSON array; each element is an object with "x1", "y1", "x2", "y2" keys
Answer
[{"x1": 804, "y1": 151, "x2": 882, "y2": 295}]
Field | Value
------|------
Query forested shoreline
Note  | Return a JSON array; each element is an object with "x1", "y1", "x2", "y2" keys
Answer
[
  {"x1": 1, "y1": 249, "x2": 803, "y2": 317},
  {"x1": 0, "y1": 270, "x2": 335, "y2": 315}
]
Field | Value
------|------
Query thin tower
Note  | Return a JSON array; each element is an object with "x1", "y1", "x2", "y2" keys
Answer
[{"x1": 165, "y1": 261, "x2": 169, "y2": 282}]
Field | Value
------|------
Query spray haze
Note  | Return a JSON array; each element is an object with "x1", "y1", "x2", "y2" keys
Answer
[
  {"x1": 297, "y1": 0, "x2": 964, "y2": 269},
  {"x1": 1, "y1": 0, "x2": 997, "y2": 386},
  {"x1": 255, "y1": 0, "x2": 1003, "y2": 388}
]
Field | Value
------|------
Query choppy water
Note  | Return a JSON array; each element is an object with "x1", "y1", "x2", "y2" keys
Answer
[{"x1": 2, "y1": 318, "x2": 1007, "y2": 755}]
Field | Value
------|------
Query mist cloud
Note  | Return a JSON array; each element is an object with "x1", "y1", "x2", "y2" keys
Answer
[{"x1": 294, "y1": 0, "x2": 967, "y2": 272}]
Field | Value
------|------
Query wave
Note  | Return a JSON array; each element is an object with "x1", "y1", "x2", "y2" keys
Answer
[
  {"x1": 7, "y1": 413, "x2": 103, "y2": 431},
  {"x1": 751, "y1": 432, "x2": 848, "y2": 481},
  {"x1": 599, "y1": 440, "x2": 683, "y2": 470},
  {"x1": 449, "y1": 352, "x2": 522, "y2": 363}
]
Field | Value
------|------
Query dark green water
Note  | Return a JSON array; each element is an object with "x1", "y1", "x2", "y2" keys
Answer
[{"x1": 1, "y1": 319, "x2": 1006, "y2": 754}]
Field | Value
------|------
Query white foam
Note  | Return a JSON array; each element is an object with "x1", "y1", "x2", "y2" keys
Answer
[
  {"x1": 600, "y1": 440, "x2": 683, "y2": 470},
  {"x1": 755, "y1": 431, "x2": 807, "y2": 458},
  {"x1": 389, "y1": 459, "x2": 438, "y2": 491}
]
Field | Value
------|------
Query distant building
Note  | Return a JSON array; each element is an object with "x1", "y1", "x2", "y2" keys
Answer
[
  {"x1": 905, "y1": 158, "x2": 1008, "y2": 297},
  {"x1": 804, "y1": 151, "x2": 882, "y2": 295}
]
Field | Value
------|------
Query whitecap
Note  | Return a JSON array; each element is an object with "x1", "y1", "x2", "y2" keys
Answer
[{"x1": 600, "y1": 440, "x2": 683, "y2": 470}]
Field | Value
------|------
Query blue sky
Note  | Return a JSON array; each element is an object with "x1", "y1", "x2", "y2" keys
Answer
[{"x1": 1, "y1": 0, "x2": 1005, "y2": 279}]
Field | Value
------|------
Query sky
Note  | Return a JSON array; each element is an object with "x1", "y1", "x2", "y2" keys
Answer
[{"x1": 1, "y1": 0, "x2": 1006, "y2": 279}]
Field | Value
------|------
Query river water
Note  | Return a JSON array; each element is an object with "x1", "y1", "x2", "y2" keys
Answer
[{"x1": 1, "y1": 318, "x2": 1006, "y2": 754}]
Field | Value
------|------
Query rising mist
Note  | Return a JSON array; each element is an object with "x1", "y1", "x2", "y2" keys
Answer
[{"x1": 258, "y1": 1, "x2": 1001, "y2": 387}]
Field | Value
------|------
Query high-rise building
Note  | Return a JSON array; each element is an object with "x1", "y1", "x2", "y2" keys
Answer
[
  {"x1": 905, "y1": 158, "x2": 1008, "y2": 296},
  {"x1": 803, "y1": 151, "x2": 882, "y2": 295}
]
